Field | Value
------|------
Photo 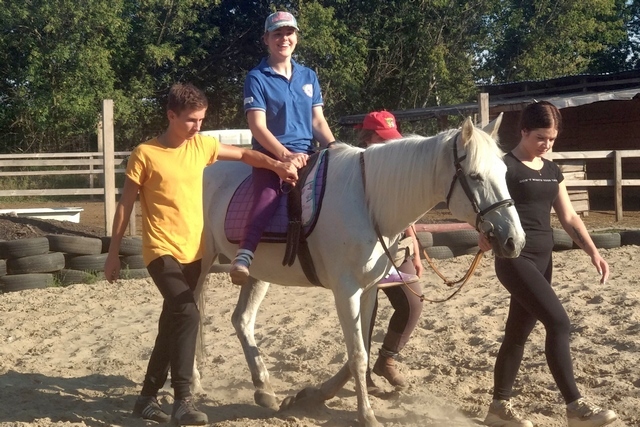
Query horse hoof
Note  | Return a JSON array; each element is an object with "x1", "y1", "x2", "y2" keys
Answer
[
  {"x1": 279, "y1": 395, "x2": 296, "y2": 412},
  {"x1": 254, "y1": 390, "x2": 279, "y2": 411}
]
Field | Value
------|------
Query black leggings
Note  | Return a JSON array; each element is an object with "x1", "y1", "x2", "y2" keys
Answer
[
  {"x1": 493, "y1": 251, "x2": 580, "y2": 404},
  {"x1": 141, "y1": 256, "x2": 202, "y2": 400}
]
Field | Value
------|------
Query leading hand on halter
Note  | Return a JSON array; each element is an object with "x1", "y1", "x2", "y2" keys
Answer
[{"x1": 477, "y1": 232, "x2": 492, "y2": 252}]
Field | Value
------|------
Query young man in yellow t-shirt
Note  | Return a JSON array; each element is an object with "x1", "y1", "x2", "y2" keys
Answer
[{"x1": 104, "y1": 83, "x2": 297, "y2": 425}]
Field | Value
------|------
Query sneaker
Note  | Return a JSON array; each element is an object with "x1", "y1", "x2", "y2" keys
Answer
[
  {"x1": 229, "y1": 262, "x2": 250, "y2": 285},
  {"x1": 484, "y1": 399, "x2": 533, "y2": 427},
  {"x1": 566, "y1": 398, "x2": 617, "y2": 427},
  {"x1": 171, "y1": 397, "x2": 208, "y2": 426},
  {"x1": 376, "y1": 270, "x2": 419, "y2": 289},
  {"x1": 229, "y1": 249, "x2": 253, "y2": 286},
  {"x1": 132, "y1": 395, "x2": 170, "y2": 423}
]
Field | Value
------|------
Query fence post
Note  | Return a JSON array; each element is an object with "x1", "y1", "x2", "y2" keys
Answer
[
  {"x1": 103, "y1": 100, "x2": 116, "y2": 235},
  {"x1": 615, "y1": 150, "x2": 623, "y2": 221},
  {"x1": 478, "y1": 92, "x2": 489, "y2": 127}
]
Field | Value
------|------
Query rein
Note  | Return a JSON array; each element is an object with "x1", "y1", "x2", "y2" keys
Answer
[{"x1": 359, "y1": 150, "x2": 483, "y2": 303}]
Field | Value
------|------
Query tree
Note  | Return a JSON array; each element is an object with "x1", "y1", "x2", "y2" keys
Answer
[{"x1": 478, "y1": 0, "x2": 630, "y2": 83}]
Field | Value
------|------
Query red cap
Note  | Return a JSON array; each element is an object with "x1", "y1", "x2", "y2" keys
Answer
[{"x1": 361, "y1": 111, "x2": 402, "y2": 139}]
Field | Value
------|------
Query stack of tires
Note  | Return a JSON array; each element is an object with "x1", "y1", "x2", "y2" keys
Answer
[
  {"x1": 552, "y1": 228, "x2": 640, "y2": 251},
  {"x1": 417, "y1": 228, "x2": 640, "y2": 259},
  {"x1": 415, "y1": 229, "x2": 480, "y2": 260},
  {"x1": 0, "y1": 235, "x2": 146, "y2": 293}
]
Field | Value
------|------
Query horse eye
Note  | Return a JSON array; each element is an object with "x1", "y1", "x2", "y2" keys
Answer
[{"x1": 469, "y1": 173, "x2": 483, "y2": 181}]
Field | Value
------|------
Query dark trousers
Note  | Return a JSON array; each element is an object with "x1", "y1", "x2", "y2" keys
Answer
[
  {"x1": 493, "y1": 251, "x2": 580, "y2": 404},
  {"x1": 370, "y1": 259, "x2": 423, "y2": 355},
  {"x1": 141, "y1": 256, "x2": 202, "y2": 400}
]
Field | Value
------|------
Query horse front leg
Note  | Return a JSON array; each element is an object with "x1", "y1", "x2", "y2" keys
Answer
[
  {"x1": 231, "y1": 278, "x2": 279, "y2": 410},
  {"x1": 316, "y1": 284, "x2": 378, "y2": 399},
  {"x1": 337, "y1": 284, "x2": 380, "y2": 427}
]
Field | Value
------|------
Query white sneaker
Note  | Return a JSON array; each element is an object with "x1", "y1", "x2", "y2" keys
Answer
[
  {"x1": 566, "y1": 398, "x2": 617, "y2": 427},
  {"x1": 484, "y1": 399, "x2": 533, "y2": 427}
]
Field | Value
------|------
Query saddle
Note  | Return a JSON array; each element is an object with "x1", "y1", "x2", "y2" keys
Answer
[{"x1": 224, "y1": 150, "x2": 329, "y2": 286}]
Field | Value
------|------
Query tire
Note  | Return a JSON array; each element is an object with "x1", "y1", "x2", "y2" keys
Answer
[
  {"x1": 552, "y1": 229, "x2": 574, "y2": 251},
  {"x1": 120, "y1": 268, "x2": 150, "y2": 279},
  {"x1": 46, "y1": 235, "x2": 103, "y2": 255},
  {"x1": 415, "y1": 231, "x2": 433, "y2": 248},
  {"x1": 432, "y1": 229, "x2": 479, "y2": 248},
  {"x1": 65, "y1": 253, "x2": 109, "y2": 272},
  {"x1": 588, "y1": 232, "x2": 621, "y2": 249},
  {"x1": 621, "y1": 230, "x2": 640, "y2": 246},
  {"x1": 0, "y1": 259, "x2": 6, "y2": 276},
  {"x1": 0, "y1": 237, "x2": 50, "y2": 259},
  {"x1": 101, "y1": 236, "x2": 142, "y2": 255},
  {"x1": 56, "y1": 269, "x2": 104, "y2": 286},
  {"x1": 452, "y1": 246, "x2": 481, "y2": 257},
  {"x1": 0, "y1": 273, "x2": 54, "y2": 292},
  {"x1": 120, "y1": 254, "x2": 146, "y2": 270},
  {"x1": 6, "y1": 252, "x2": 66, "y2": 274},
  {"x1": 424, "y1": 246, "x2": 454, "y2": 260}
]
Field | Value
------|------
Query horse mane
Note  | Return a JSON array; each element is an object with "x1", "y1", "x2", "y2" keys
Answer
[{"x1": 356, "y1": 126, "x2": 505, "y2": 236}]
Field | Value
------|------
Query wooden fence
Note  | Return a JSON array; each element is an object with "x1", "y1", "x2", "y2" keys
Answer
[
  {"x1": 0, "y1": 100, "x2": 638, "y2": 232},
  {"x1": 546, "y1": 149, "x2": 640, "y2": 221}
]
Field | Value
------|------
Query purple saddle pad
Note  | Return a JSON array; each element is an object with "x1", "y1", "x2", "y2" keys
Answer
[{"x1": 224, "y1": 151, "x2": 328, "y2": 244}]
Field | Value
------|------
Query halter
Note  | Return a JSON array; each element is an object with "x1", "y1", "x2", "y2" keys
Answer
[{"x1": 444, "y1": 133, "x2": 514, "y2": 235}]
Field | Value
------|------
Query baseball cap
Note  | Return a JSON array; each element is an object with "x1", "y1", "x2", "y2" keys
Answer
[
  {"x1": 264, "y1": 11, "x2": 299, "y2": 33},
  {"x1": 362, "y1": 111, "x2": 402, "y2": 140}
]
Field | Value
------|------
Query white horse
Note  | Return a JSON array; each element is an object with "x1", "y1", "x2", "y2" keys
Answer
[{"x1": 194, "y1": 116, "x2": 525, "y2": 426}]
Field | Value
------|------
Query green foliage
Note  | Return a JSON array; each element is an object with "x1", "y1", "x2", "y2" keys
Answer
[
  {"x1": 0, "y1": 0, "x2": 637, "y2": 154},
  {"x1": 478, "y1": 0, "x2": 632, "y2": 82}
]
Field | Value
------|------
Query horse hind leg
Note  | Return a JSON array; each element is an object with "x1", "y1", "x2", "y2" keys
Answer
[
  {"x1": 231, "y1": 278, "x2": 279, "y2": 411},
  {"x1": 191, "y1": 230, "x2": 219, "y2": 395}
]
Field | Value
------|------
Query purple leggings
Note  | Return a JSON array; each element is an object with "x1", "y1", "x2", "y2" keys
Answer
[{"x1": 239, "y1": 167, "x2": 282, "y2": 253}]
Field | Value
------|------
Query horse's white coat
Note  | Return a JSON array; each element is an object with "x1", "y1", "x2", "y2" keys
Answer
[{"x1": 194, "y1": 117, "x2": 525, "y2": 427}]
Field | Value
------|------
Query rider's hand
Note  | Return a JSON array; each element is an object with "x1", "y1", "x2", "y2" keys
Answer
[{"x1": 284, "y1": 152, "x2": 309, "y2": 169}]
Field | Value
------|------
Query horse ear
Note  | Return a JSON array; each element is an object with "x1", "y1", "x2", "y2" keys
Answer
[
  {"x1": 461, "y1": 117, "x2": 474, "y2": 144},
  {"x1": 482, "y1": 113, "x2": 503, "y2": 138}
]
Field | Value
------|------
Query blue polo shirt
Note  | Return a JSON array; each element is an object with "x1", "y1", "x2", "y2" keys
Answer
[{"x1": 243, "y1": 58, "x2": 324, "y2": 154}]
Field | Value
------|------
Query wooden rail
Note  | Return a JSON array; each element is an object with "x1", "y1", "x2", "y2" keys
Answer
[
  {"x1": 1, "y1": 147, "x2": 639, "y2": 230},
  {"x1": 546, "y1": 149, "x2": 640, "y2": 221}
]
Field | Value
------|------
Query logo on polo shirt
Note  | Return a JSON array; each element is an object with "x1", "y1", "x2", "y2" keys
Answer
[
  {"x1": 244, "y1": 96, "x2": 254, "y2": 106},
  {"x1": 302, "y1": 84, "x2": 313, "y2": 97}
]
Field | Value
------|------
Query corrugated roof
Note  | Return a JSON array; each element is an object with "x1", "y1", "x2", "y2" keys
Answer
[{"x1": 339, "y1": 70, "x2": 640, "y2": 126}]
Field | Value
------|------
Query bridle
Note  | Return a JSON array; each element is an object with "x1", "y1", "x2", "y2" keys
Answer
[
  {"x1": 361, "y1": 130, "x2": 515, "y2": 303},
  {"x1": 444, "y1": 133, "x2": 514, "y2": 236}
]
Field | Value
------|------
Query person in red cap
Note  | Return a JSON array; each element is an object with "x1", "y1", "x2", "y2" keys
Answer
[
  {"x1": 361, "y1": 110, "x2": 405, "y2": 142},
  {"x1": 358, "y1": 110, "x2": 423, "y2": 393}
]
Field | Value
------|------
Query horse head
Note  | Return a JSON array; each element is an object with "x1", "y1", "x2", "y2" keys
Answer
[{"x1": 444, "y1": 116, "x2": 525, "y2": 258}]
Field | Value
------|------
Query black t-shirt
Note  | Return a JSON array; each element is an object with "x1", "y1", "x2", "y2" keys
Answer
[{"x1": 504, "y1": 151, "x2": 564, "y2": 253}]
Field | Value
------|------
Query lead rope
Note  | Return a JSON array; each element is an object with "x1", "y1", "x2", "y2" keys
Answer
[{"x1": 360, "y1": 152, "x2": 484, "y2": 303}]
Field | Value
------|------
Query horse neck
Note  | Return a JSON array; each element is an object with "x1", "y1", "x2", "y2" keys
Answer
[{"x1": 363, "y1": 134, "x2": 452, "y2": 237}]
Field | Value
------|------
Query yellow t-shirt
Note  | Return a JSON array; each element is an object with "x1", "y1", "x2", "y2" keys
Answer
[{"x1": 126, "y1": 134, "x2": 219, "y2": 265}]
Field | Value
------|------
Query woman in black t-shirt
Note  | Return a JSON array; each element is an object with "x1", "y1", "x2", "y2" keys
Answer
[{"x1": 478, "y1": 101, "x2": 617, "y2": 427}]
